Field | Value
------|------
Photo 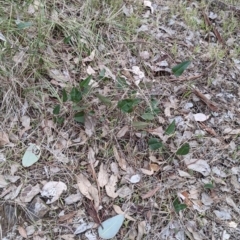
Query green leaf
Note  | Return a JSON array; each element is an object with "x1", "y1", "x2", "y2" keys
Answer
[
  {"x1": 80, "y1": 75, "x2": 92, "y2": 89},
  {"x1": 55, "y1": 117, "x2": 64, "y2": 124},
  {"x1": 74, "y1": 111, "x2": 85, "y2": 123},
  {"x1": 204, "y1": 183, "x2": 214, "y2": 189},
  {"x1": 173, "y1": 198, "x2": 187, "y2": 213},
  {"x1": 172, "y1": 60, "x2": 191, "y2": 77},
  {"x1": 98, "y1": 215, "x2": 125, "y2": 239},
  {"x1": 176, "y1": 143, "x2": 190, "y2": 155},
  {"x1": 64, "y1": 36, "x2": 71, "y2": 44},
  {"x1": 62, "y1": 89, "x2": 68, "y2": 102},
  {"x1": 96, "y1": 93, "x2": 112, "y2": 106},
  {"x1": 116, "y1": 77, "x2": 128, "y2": 89},
  {"x1": 132, "y1": 121, "x2": 149, "y2": 129},
  {"x1": 165, "y1": 120, "x2": 175, "y2": 135},
  {"x1": 141, "y1": 112, "x2": 155, "y2": 120},
  {"x1": 99, "y1": 68, "x2": 106, "y2": 79},
  {"x1": 53, "y1": 105, "x2": 60, "y2": 115},
  {"x1": 117, "y1": 98, "x2": 140, "y2": 113},
  {"x1": 79, "y1": 75, "x2": 92, "y2": 94},
  {"x1": 148, "y1": 138, "x2": 163, "y2": 150},
  {"x1": 17, "y1": 21, "x2": 32, "y2": 30},
  {"x1": 70, "y1": 87, "x2": 82, "y2": 102}
]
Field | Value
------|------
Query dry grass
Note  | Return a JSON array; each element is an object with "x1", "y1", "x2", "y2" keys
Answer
[{"x1": 1, "y1": 0, "x2": 240, "y2": 239}]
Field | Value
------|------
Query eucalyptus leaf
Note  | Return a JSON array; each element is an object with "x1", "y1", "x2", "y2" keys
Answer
[
  {"x1": 98, "y1": 214, "x2": 125, "y2": 239},
  {"x1": 22, "y1": 144, "x2": 41, "y2": 167},
  {"x1": 172, "y1": 61, "x2": 191, "y2": 77},
  {"x1": 176, "y1": 143, "x2": 190, "y2": 155},
  {"x1": 165, "y1": 120, "x2": 175, "y2": 135}
]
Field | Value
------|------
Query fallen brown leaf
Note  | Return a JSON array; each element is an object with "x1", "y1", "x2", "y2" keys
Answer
[
  {"x1": 84, "y1": 201, "x2": 101, "y2": 225},
  {"x1": 105, "y1": 175, "x2": 118, "y2": 198},
  {"x1": 0, "y1": 131, "x2": 10, "y2": 146},
  {"x1": 202, "y1": 11, "x2": 225, "y2": 45},
  {"x1": 113, "y1": 146, "x2": 127, "y2": 171},
  {"x1": 98, "y1": 163, "x2": 109, "y2": 188},
  {"x1": 142, "y1": 186, "x2": 160, "y2": 199},
  {"x1": 58, "y1": 211, "x2": 77, "y2": 222},
  {"x1": 18, "y1": 226, "x2": 27, "y2": 238},
  {"x1": 192, "y1": 88, "x2": 218, "y2": 111}
]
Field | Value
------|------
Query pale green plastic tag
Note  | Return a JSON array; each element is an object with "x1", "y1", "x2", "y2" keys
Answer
[
  {"x1": 22, "y1": 144, "x2": 41, "y2": 167},
  {"x1": 98, "y1": 214, "x2": 125, "y2": 239}
]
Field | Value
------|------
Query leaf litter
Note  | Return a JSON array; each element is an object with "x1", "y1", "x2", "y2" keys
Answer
[{"x1": 1, "y1": 0, "x2": 240, "y2": 239}]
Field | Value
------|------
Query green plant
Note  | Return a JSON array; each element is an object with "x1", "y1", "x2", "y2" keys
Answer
[
  {"x1": 173, "y1": 197, "x2": 187, "y2": 213},
  {"x1": 52, "y1": 75, "x2": 93, "y2": 124}
]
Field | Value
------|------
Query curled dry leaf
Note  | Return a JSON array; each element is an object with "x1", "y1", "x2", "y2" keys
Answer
[
  {"x1": 117, "y1": 186, "x2": 132, "y2": 198},
  {"x1": 131, "y1": 66, "x2": 145, "y2": 85},
  {"x1": 178, "y1": 169, "x2": 193, "y2": 178},
  {"x1": 82, "y1": 50, "x2": 95, "y2": 62},
  {"x1": 140, "y1": 168, "x2": 154, "y2": 175},
  {"x1": 117, "y1": 126, "x2": 129, "y2": 138},
  {"x1": 113, "y1": 146, "x2": 127, "y2": 170},
  {"x1": 137, "y1": 221, "x2": 147, "y2": 240},
  {"x1": 214, "y1": 210, "x2": 231, "y2": 220},
  {"x1": 98, "y1": 163, "x2": 109, "y2": 188},
  {"x1": 223, "y1": 128, "x2": 240, "y2": 135},
  {"x1": 144, "y1": 0, "x2": 154, "y2": 13},
  {"x1": 77, "y1": 174, "x2": 99, "y2": 209},
  {"x1": 105, "y1": 175, "x2": 118, "y2": 198},
  {"x1": 0, "y1": 175, "x2": 9, "y2": 188},
  {"x1": 74, "y1": 222, "x2": 95, "y2": 235},
  {"x1": 141, "y1": 185, "x2": 160, "y2": 199},
  {"x1": 85, "y1": 115, "x2": 97, "y2": 137},
  {"x1": 58, "y1": 211, "x2": 77, "y2": 222},
  {"x1": 179, "y1": 191, "x2": 192, "y2": 207},
  {"x1": 41, "y1": 181, "x2": 67, "y2": 204},
  {"x1": 88, "y1": 186, "x2": 99, "y2": 210},
  {"x1": 113, "y1": 205, "x2": 136, "y2": 221},
  {"x1": 88, "y1": 147, "x2": 96, "y2": 164},
  {"x1": 65, "y1": 193, "x2": 82, "y2": 205},
  {"x1": 186, "y1": 159, "x2": 211, "y2": 176},
  {"x1": 19, "y1": 116, "x2": 32, "y2": 137},
  {"x1": 201, "y1": 192, "x2": 213, "y2": 206},
  {"x1": 147, "y1": 127, "x2": 168, "y2": 142},
  {"x1": 77, "y1": 174, "x2": 92, "y2": 199},
  {"x1": 18, "y1": 226, "x2": 27, "y2": 238},
  {"x1": 20, "y1": 184, "x2": 41, "y2": 203},
  {"x1": 150, "y1": 163, "x2": 160, "y2": 172},
  {"x1": 0, "y1": 131, "x2": 10, "y2": 146},
  {"x1": 226, "y1": 196, "x2": 239, "y2": 213},
  {"x1": 193, "y1": 113, "x2": 209, "y2": 122}
]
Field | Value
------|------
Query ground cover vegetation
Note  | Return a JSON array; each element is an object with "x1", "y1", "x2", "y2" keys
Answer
[{"x1": 0, "y1": 0, "x2": 240, "y2": 239}]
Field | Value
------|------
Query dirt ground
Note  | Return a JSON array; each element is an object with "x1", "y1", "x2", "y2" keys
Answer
[{"x1": 0, "y1": 0, "x2": 240, "y2": 239}]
